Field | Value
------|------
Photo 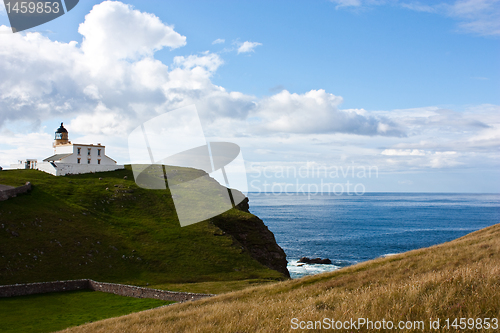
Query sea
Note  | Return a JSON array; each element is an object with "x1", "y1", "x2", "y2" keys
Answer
[{"x1": 247, "y1": 193, "x2": 500, "y2": 279}]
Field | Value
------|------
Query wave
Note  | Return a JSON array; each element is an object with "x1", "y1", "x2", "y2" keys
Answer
[{"x1": 287, "y1": 260, "x2": 341, "y2": 279}]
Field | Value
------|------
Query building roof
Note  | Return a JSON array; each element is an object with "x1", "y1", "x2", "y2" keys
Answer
[
  {"x1": 56, "y1": 123, "x2": 68, "y2": 133},
  {"x1": 72, "y1": 143, "x2": 105, "y2": 147},
  {"x1": 43, "y1": 153, "x2": 73, "y2": 162}
]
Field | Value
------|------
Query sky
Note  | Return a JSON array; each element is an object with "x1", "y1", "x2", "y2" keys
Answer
[{"x1": 0, "y1": 0, "x2": 499, "y2": 193}]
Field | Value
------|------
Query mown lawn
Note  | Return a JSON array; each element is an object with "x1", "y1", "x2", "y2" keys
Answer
[{"x1": 0, "y1": 290, "x2": 173, "y2": 333}]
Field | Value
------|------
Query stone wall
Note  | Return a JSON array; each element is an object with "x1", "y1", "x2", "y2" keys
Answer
[
  {"x1": 0, "y1": 279, "x2": 88, "y2": 297},
  {"x1": 0, "y1": 182, "x2": 32, "y2": 201},
  {"x1": 88, "y1": 281, "x2": 211, "y2": 302},
  {"x1": 0, "y1": 279, "x2": 212, "y2": 302}
]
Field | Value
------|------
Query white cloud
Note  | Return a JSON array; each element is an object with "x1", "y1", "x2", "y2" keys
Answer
[
  {"x1": 0, "y1": 6, "x2": 257, "y2": 144},
  {"x1": 212, "y1": 38, "x2": 225, "y2": 44},
  {"x1": 400, "y1": 2, "x2": 436, "y2": 13},
  {"x1": 83, "y1": 84, "x2": 101, "y2": 100},
  {"x1": 373, "y1": 104, "x2": 499, "y2": 171},
  {"x1": 0, "y1": 130, "x2": 54, "y2": 166},
  {"x1": 173, "y1": 53, "x2": 223, "y2": 73},
  {"x1": 249, "y1": 90, "x2": 404, "y2": 136},
  {"x1": 429, "y1": 151, "x2": 461, "y2": 168},
  {"x1": 0, "y1": 26, "x2": 84, "y2": 126},
  {"x1": 332, "y1": 0, "x2": 500, "y2": 36},
  {"x1": 330, "y1": 0, "x2": 391, "y2": 8},
  {"x1": 0, "y1": 0, "x2": 498, "y2": 182},
  {"x1": 79, "y1": 1, "x2": 186, "y2": 63},
  {"x1": 381, "y1": 149, "x2": 426, "y2": 156},
  {"x1": 379, "y1": 150, "x2": 463, "y2": 169},
  {"x1": 446, "y1": 0, "x2": 500, "y2": 35},
  {"x1": 405, "y1": 1, "x2": 500, "y2": 35},
  {"x1": 402, "y1": 0, "x2": 500, "y2": 35},
  {"x1": 68, "y1": 102, "x2": 134, "y2": 136},
  {"x1": 237, "y1": 41, "x2": 262, "y2": 54},
  {"x1": 331, "y1": 0, "x2": 363, "y2": 8}
]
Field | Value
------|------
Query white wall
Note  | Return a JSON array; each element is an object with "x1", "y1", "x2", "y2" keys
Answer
[
  {"x1": 55, "y1": 144, "x2": 116, "y2": 166},
  {"x1": 37, "y1": 162, "x2": 57, "y2": 176},
  {"x1": 10, "y1": 161, "x2": 25, "y2": 170},
  {"x1": 9, "y1": 160, "x2": 37, "y2": 169},
  {"x1": 54, "y1": 144, "x2": 74, "y2": 154},
  {"x1": 37, "y1": 162, "x2": 124, "y2": 176}
]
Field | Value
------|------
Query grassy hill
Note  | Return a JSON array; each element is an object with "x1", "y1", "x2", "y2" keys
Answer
[
  {"x1": 0, "y1": 166, "x2": 288, "y2": 290},
  {"x1": 59, "y1": 223, "x2": 500, "y2": 332}
]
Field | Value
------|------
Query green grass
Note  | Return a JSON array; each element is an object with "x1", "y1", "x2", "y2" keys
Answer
[
  {"x1": 0, "y1": 166, "x2": 285, "y2": 289},
  {"x1": 0, "y1": 290, "x2": 172, "y2": 333},
  {"x1": 60, "y1": 224, "x2": 500, "y2": 333}
]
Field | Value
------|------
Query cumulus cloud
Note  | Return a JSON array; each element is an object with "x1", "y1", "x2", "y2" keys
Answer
[
  {"x1": 0, "y1": 130, "x2": 54, "y2": 166},
  {"x1": 0, "y1": 0, "x2": 190, "y2": 131},
  {"x1": 249, "y1": 90, "x2": 404, "y2": 136},
  {"x1": 0, "y1": 0, "x2": 497, "y2": 179},
  {"x1": 173, "y1": 53, "x2": 223, "y2": 73},
  {"x1": 212, "y1": 38, "x2": 225, "y2": 44},
  {"x1": 0, "y1": 0, "x2": 403, "y2": 144},
  {"x1": 79, "y1": 1, "x2": 186, "y2": 63},
  {"x1": 237, "y1": 41, "x2": 262, "y2": 54},
  {"x1": 0, "y1": 2, "x2": 252, "y2": 137},
  {"x1": 3, "y1": 1, "x2": 404, "y2": 142},
  {"x1": 0, "y1": 25, "x2": 84, "y2": 126}
]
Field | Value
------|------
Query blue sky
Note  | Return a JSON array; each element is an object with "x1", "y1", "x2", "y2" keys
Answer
[{"x1": 0, "y1": 0, "x2": 499, "y2": 192}]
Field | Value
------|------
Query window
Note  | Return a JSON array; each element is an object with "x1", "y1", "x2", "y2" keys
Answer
[
  {"x1": 77, "y1": 148, "x2": 81, "y2": 155},
  {"x1": 97, "y1": 149, "x2": 101, "y2": 156},
  {"x1": 87, "y1": 148, "x2": 91, "y2": 156},
  {"x1": 87, "y1": 159, "x2": 91, "y2": 164},
  {"x1": 97, "y1": 159, "x2": 101, "y2": 165},
  {"x1": 77, "y1": 158, "x2": 81, "y2": 164}
]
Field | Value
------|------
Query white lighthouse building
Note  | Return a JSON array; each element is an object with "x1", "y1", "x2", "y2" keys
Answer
[{"x1": 36, "y1": 123, "x2": 124, "y2": 176}]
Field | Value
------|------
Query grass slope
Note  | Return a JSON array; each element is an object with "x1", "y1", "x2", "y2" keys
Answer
[
  {"x1": 0, "y1": 166, "x2": 285, "y2": 289},
  {"x1": 0, "y1": 290, "x2": 172, "y2": 333},
  {"x1": 60, "y1": 223, "x2": 500, "y2": 333}
]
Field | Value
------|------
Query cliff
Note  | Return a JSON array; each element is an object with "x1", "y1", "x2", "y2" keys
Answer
[
  {"x1": 214, "y1": 197, "x2": 289, "y2": 277},
  {"x1": 0, "y1": 166, "x2": 289, "y2": 286}
]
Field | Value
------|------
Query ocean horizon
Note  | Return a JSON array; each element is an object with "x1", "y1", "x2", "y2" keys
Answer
[{"x1": 247, "y1": 192, "x2": 500, "y2": 279}]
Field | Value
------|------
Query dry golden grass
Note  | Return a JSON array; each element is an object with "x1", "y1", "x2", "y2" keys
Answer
[{"x1": 60, "y1": 224, "x2": 500, "y2": 333}]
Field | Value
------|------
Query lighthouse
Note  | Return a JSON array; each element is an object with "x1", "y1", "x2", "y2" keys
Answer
[
  {"x1": 54, "y1": 123, "x2": 70, "y2": 146},
  {"x1": 34, "y1": 122, "x2": 124, "y2": 176}
]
